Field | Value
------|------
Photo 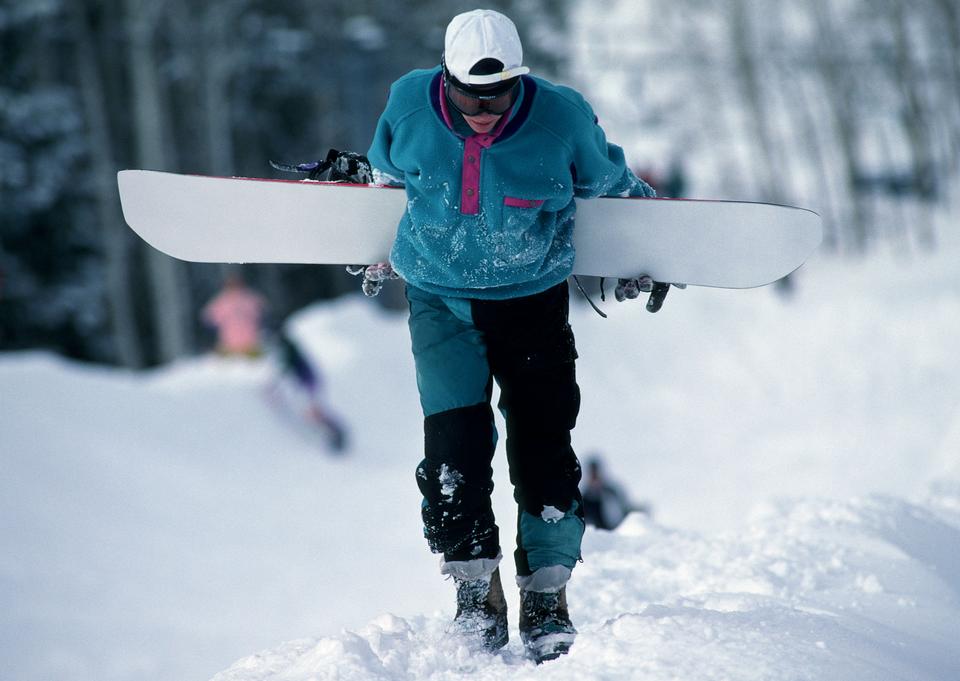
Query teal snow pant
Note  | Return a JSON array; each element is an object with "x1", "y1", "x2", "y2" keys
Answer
[{"x1": 406, "y1": 282, "x2": 585, "y2": 580}]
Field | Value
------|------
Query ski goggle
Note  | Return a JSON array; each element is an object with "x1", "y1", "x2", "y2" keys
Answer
[{"x1": 444, "y1": 77, "x2": 518, "y2": 117}]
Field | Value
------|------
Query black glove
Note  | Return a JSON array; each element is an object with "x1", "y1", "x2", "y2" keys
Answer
[
  {"x1": 270, "y1": 149, "x2": 373, "y2": 184},
  {"x1": 346, "y1": 262, "x2": 399, "y2": 297},
  {"x1": 615, "y1": 275, "x2": 685, "y2": 313}
]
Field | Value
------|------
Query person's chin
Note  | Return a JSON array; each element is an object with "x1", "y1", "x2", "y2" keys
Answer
[{"x1": 466, "y1": 116, "x2": 500, "y2": 134}]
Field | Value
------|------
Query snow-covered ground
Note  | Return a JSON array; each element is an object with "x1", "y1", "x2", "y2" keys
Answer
[{"x1": 2, "y1": 218, "x2": 959, "y2": 680}]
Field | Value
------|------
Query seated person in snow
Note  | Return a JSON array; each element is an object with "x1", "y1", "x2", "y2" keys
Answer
[{"x1": 581, "y1": 456, "x2": 650, "y2": 531}]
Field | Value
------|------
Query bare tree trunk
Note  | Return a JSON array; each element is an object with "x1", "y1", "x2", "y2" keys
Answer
[
  {"x1": 200, "y1": 2, "x2": 242, "y2": 176},
  {"x1": 71, "y1": 2, "x2": 144, "y2": 367},
  {"x1": 931, "y1": 0, "x2": 960, "y2": 161},
  {"x1": 124, "y1": 0, "x2": 193, "y2": 363},
  {"x1": 303, "y1": 0, "x2": 349, "y2": 150},
  {"x1": 728, "y1": 0, "x2": 789, "y2": 203},
  {"x1": 811, "y1": 0, "x2": 869, "y2": 253},
  {"x1": 888, "y1": 0, "x2": 937, "y2": 248},
  {"x1": 669, "y1": 1, "x2": 747, "y2": 199},
  {"x1": 784, "y1": 70, "x2": 841, "y2": 251}
]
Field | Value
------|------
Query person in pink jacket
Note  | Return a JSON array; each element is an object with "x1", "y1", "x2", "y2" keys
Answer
[{"x1": 202, "y1": 274, "x2": 267, "y2": 356}]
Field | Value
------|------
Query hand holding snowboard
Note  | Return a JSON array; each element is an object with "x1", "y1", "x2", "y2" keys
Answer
[
  {"x1": 614, "y1": 275, "x2": 686, "y2": 313},
  {"x1": 346, "y1": 262, "x2": 399, "y2": 297}
]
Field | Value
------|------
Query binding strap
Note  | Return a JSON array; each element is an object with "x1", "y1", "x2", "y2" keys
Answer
[{"x1": 572, "y1": 275, "x2": 607, "y2": 319}]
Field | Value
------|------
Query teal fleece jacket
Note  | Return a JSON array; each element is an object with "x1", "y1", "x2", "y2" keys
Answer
[{"x1": 367, "y1": 66, "x2": 654, "y2": 300}]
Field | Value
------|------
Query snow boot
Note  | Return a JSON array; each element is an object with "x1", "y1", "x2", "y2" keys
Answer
[
  {"x1": 452, "y1": 567, "x2": 508, "y2": 651},
  {"x1": 519, "y1": 586, "x2": 576, "y2": 663}
]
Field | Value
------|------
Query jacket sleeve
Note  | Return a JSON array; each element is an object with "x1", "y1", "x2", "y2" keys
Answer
[
  {"x1": 571, "y1": 105, "x2": 656, "y2": 199},
  {"x1": 367, "y1": 95, "x2": 405, "y2": 186}
]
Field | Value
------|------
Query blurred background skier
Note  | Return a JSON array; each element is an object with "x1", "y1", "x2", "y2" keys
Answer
[
  {"x1": 202, "y1": 273, "x2": 267, "y2": 357},
  {"x1": 269, "y1": 328, "x2": 348, "y2": 453},
  {"x1": 353, "y1": 8, "x2": 660, "y2": 663}
]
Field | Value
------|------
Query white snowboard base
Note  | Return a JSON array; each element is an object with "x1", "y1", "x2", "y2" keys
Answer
[{"x1": 118, "y1": 170, "x2": 822, "y2": 289}]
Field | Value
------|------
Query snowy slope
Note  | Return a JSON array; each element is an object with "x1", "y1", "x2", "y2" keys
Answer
[
  {"x1": 2, "y1": 220, "x2": 959, "y2": 681},
  {"x1": 211, "y1": 489, "x2": 960, "y2": 681}
]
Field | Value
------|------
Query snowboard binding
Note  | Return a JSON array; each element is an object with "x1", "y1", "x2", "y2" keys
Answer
[{"x1": 270, "y1": 149, "x2": 373, "y2": 184}]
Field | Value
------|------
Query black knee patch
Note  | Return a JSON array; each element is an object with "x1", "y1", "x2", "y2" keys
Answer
[{"x1": 416, "y1": 403, "x2": 500, "y2": 561}]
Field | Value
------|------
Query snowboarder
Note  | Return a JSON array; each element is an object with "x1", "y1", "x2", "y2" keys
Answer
[
  {"x1": 202, "y1": 273, "x2": 267, "y2": 357},
  {"x1": 270, "y1": 329, "x2": 348, "y2": 453},
  {"x1": 351, "y1": 8, "x2": 664, "y2": 662}
]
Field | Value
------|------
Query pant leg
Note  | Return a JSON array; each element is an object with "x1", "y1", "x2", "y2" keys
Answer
[
  {"x1": 470, "y1": 282, "x2": 585, "y2": 582},
  {"x1": 406, "y1": 285, "x2": 501, "y2": 563}
]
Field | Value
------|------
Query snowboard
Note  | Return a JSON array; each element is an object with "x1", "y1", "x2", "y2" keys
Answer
[{"x1": 117, "y1": 170, "x2": 822, "y2": 289}]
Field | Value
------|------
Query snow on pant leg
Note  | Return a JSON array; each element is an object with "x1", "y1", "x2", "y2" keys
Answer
[
  {"x1": 405, "y1": 285, "x2": 501, "y2": 563},
  {"x1": 470, "y1": 282, "x2": 585, "y2": 583}
]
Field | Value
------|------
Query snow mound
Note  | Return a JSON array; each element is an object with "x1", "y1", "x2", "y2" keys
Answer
[
  {"x1": 212, "y1": 484, "x2": 960, "y2": 681},
  {"x1": 4, "y1": 206, "x2": 959, "y2": 681}
]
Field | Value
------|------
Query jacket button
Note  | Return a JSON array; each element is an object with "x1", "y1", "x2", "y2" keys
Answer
[
  {"x1": 466, "y1": 188, "x2": 475, "y2": 196},
  {"x1": 467, "y1": 155, "x2": 476, "y2": 163}
]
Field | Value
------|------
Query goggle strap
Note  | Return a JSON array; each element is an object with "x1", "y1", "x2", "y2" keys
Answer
[{"x1": 460, "y1": 66, "x2": 530, "y2": 85}]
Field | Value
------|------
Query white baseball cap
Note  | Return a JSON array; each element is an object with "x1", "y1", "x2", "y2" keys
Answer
[{"x1": 443, "y1": 9, "x2": 530, "y2": 87}]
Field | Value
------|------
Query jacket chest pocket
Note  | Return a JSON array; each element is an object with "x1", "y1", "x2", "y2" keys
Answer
[{"x1": 503, "y1": 197, "x2": 545, "y2": 209}]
